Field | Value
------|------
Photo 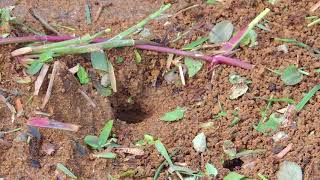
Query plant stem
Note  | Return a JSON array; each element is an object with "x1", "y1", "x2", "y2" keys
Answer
[
  {"x1": 109, "y1": 3, "x2": 171, "y2": 41},
  {"x1": 135, "y1": 44, "x2": 253, "y2": 69}
]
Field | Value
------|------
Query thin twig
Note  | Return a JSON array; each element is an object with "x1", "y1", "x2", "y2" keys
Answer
[
  {"x1": 178, "y1": 64, "x2": 185, "y2": 86},
  {"x1": 29, "y1": 8, "x2": 60, "y2": 35},
  {"x1": 41, "y1": 61, "x2": 59, "y2": 109},
  {"x1": 77, "y1": 89, "x2": 96, "y2": 108}
]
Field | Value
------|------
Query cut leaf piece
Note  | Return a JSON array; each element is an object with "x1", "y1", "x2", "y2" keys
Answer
[
  {"x1": 39, "y1": 51, "x2": 54, "y2": 63},
  {"x1": 185, "y1": 57, "x2": 203, "y2": 78},
  {"x1": 27, "y1": 61, "x2": 43, "y2": 75},
  {"x1": 93, "y1": 152, "x2": 117, "y2": 159},
  {"x1": 281, "y1": 65, "x2": 303, "y2": 86},
  {"x1": 154, "y1": 140, "x2": 173, "y2": 166},
  {"x1": 205, "y1": 163, "x2": 218, "y2": 177},
  {"x1": 84, "y1": 135, "x2": 99, "y2": 149},
  {"x1": 77, "y1": 66, "x2": 90, "y2": 85},
  {"x1": 134, "y1": 50, "x2": 142, "y2": 64},
  {"x1": 223, "y1": 172, "x2": 245, "y2": 180},
  {"x1": 182, "y1": 37, "x2": 209, "y2": 50},
  {"x1": 98, "y1": 120, "x2": 113, "y2": 146},
  {"x1": 90, "y1": 50, "x2": 108, "y2": 71},
  {"x1": 56, "y1": 163, "x2": 77, "y2": 179},
  {"x1": 192, "y1": 132, "x2": 206, "y2": 152},
  {"x1": 209, "y1": 20, "x2": 234, "y2": 44},
  {"x1": 295, "y1": 84, "x2": 320, "y2": 111},
  {"x1": 160, "y1": 106, "x2": 185, "y2": 122},
  {"x1": 230, "y1": 84, "x2": 249, "y2": 99},
  {"x1": 276, "y1": 161, "x2": 302, "y2": 180},
  {"x1": 254, "y1": 113, "x2": 284, "y2": 134}
]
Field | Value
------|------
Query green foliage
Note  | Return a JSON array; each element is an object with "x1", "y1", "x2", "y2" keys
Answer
[
  {"x1": 295, "y1": 84, "x2": 320, "y2": 111},
  {"x1": 185, "y1": 57, "x2": 203, "y2": 77},
  {"x1": 281, "y1": 65, "x2": 303, "y2": 86},
  {"x1": 182, "y1": 37, "x2": 208, "y2": 50},
  {"x1": 160, "y1": 106, "x2": 185, "y2": 122},
  {"x1": 205, "y1": 163, "x2": 218, "y2": 177},
  {"x1": 56, "y1": 163, "x2": 77, "y2": 179},
  {"x1": 77, "y1": 66, "x2": 90, "y2": 84},
  {"x1": 209, "y1": 20, "x2": 234, "y2": 43},
  {"x1": 254, "y1": 113, "x2": 284, "y2": 134},
  {"x1": 90, "y1": 51, "x2": 109, "y2": 71},
  {"x1": 84, "y1": 120, "x2": 114, "y2": 150}
]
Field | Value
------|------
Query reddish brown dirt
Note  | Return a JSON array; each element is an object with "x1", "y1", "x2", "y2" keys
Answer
[{"x1": 1, "y1": 0, "x2": 320, "y2": 179}]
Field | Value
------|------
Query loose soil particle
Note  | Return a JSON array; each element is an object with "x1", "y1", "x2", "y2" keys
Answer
[{"x1": 0, "y1": 0, "x2": 320, "y2": 179}]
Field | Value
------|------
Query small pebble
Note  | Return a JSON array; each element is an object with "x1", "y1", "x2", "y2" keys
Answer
[
  {"x1": 30, "y1": 159, "x2": 41, "y2": 169},
  {"x1": 268, "y1": 83, "x2": 277, "y2": 92}
]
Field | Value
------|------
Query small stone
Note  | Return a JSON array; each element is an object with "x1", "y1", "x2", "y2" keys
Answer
[
  {"x1": 277, "y1": 44, "x2": 289, "y2": 53},
  {"x1": 30, "y1": 159, "x2": 41, "y2": 169},
  {"x1": 268, "y1": 83, "x2": 277, "y2": 92}
]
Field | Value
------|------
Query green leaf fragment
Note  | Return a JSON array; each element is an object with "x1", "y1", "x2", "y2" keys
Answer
[
  {"x1": 258, "y1": 173, "x2": 268, "y2": 180},
  {"x1": 154, "y1": 140, "x2": 173, "y2": 166},
  {"x1": 192, "y1": 132, "x2": 207, "y2": 152},
  {"x1": 254, "y1": 113, "x2": 284, "y2": 133},
  {"x1": 185, "y1": 57, "x2": 203, "y2": 78},
  {"x1": 240, "y1": 29, "x2": 257, "y2": 47},
  {"x1": 315, "y1": 68, "x2": 320, "y2": 73},
  {"x1": 90, "y1": 51, "x2": 109, "y2": 71},
  {"x1": 223, "y1": 172, "x2": 245, "y2": 180},
  {"x1": 205, "y1": 163, "x2": 218, "y2": 177},
  {"x1": 160, "y1": 106, "x2": 185, "y2": 121},
  {"x1": 281, "y1": 65, "x2": 303, "y2": 86},
  {"x1": 206, "y1": 0, "x2": 217, "y2": 4},
  {"x1": 93, "y1": 152, "x2": 117, "y2": 159},
  {"x1": 77, "y1": 66, "x2": 90, "y2": 84},
  {"x1": 98, "y1": 120, "x2": 113, "y2": 146},
  {"x1": 56, "y1": 163, "x2": 77, "y2": 179},
  {"x1": 209, "y1": 20, "x2": 234, "y2": 43},
  {"x1": 39, "y1": 51, "x2": 54, "y2": 63},
  {"x1": 230, "y1": 84, "x2": 249, "y2": 99},
  {"x1": 256, "y1": 23, "x2": 271, "y2": 32},
  {"x1": 26, "y1": 61, "x2": 44, "y2": 75},
  {"x1": 144, "y1": 134, "x2": 155, "y2": 144},
  {"x1": 116, "y1": 56, "x2": 124, "y2": 64},
  {"x1": 295, "y1": 84, "x2": 320, "y2": 111},
  {"x1": 182, "y1": 37, "x2": 209, "y2": 50},
  {"x1": 85, "y1": 3, "x2": 92, "y2": 24},
  {"x1": 84, "y1": 135, "x2": 100, "y2": 149},
  {"x1": 134, "y1": 50, "x2": 142, "y2": 64}
]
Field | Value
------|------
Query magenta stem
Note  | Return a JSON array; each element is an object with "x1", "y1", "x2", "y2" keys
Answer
[{"x1": 1, "y1": 35, "x2": 253, "y2": 69}]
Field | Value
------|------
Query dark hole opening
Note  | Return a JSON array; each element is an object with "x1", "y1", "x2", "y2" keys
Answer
[
  {"x1": 115, "y1": 104, "x2": 147, "y2": 124},
  {"x1": 222, "y1": 158, "x2": 244, "y2": 171}
]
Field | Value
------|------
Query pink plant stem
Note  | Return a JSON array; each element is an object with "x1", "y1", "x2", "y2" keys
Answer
[
  {"x1": 135, "y1": 44, "x2": 253, "y2": 70},
  {"x1": 1, "y1": 36, "x2": 253, "y2": 69}
]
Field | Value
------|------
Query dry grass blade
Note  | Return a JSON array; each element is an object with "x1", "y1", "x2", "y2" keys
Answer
[
  {"x1": 166, "y1": 53, "x2": 174, "y2": 69},
  {"x1": 34, "y1": 64, "x2": 49, "y2": 96},
  {"x1": 0, "y1": 93, "x2": 16, "y2": 122},
  {"x1": 109, "y1": 62, "x2": 117, "y2": 92},
  {"x1": 115, "y1": 147, "x2": 144, "y2": 156},
  {"x1": 78, "y1": 89, "x2": 96, "y2": 108},
  {"x1": 310, "y1": 1, "x2": 320, "y2": 12},
  {"x1": 178, "y1": 64, "x2": 186, "y2": 86},
  {"x1": 41, "y1": 61, "x2": 59, "y2": 109},
  {"x1": 15, "y1": 98, "x2": 24, "y2": 117},
  {"x1": 29, "y1": 8, "x2": 60, "y2": 35}
]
